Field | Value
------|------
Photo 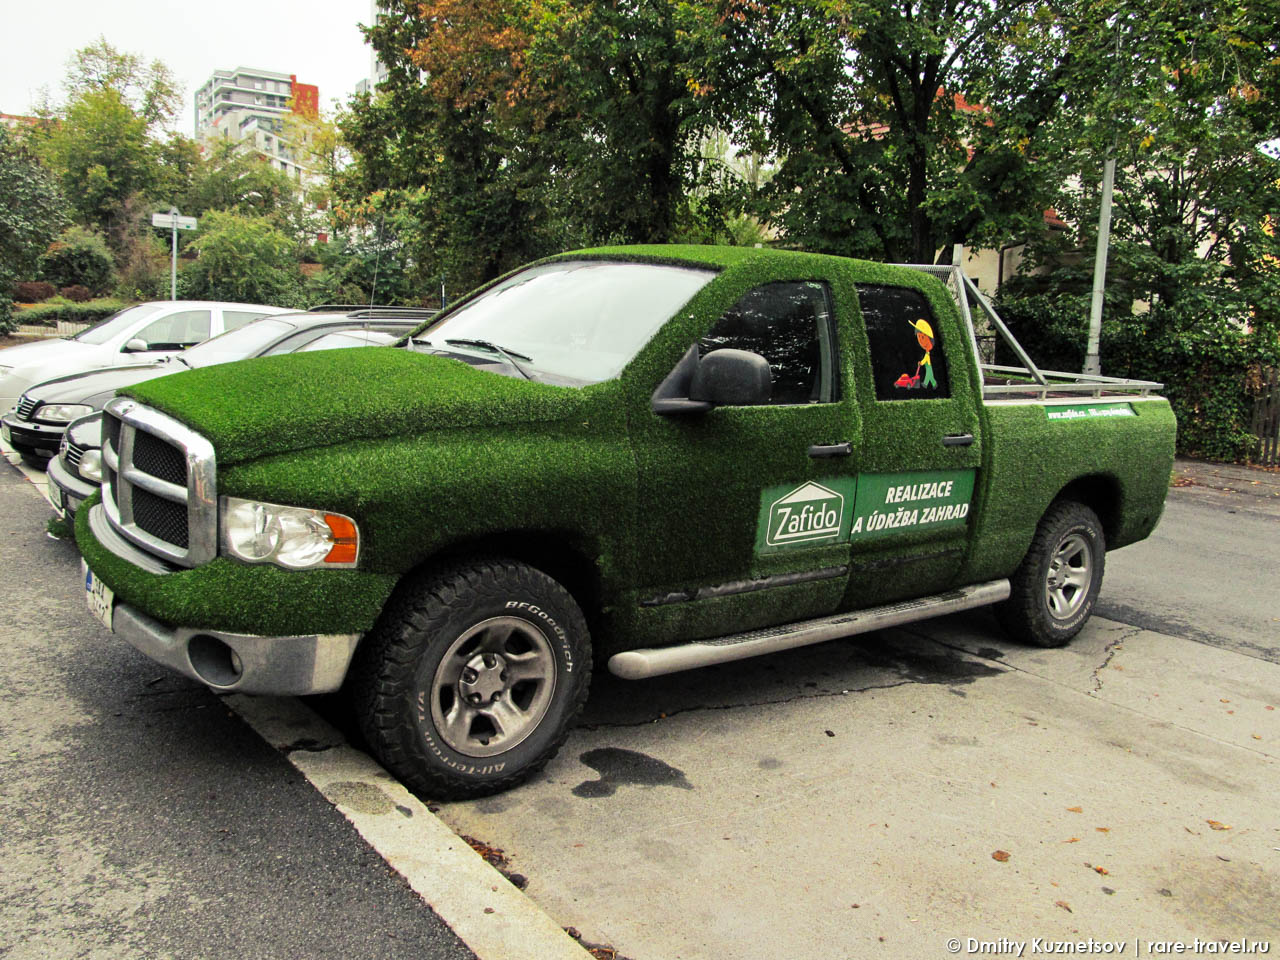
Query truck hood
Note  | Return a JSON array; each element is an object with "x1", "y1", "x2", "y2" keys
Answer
[{"x1": 121, "y1": 347, "x2": 598, "y2": 464}]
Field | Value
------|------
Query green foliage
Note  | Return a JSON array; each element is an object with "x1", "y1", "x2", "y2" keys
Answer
[
  {"x1": 181, "y1": 141, "x2": 303, "y2": 231},
  {"x1": 17, "y1": 299, "x2": 129, "y2": 327},
  {"x1": 42, "y1": 87, "x2": 155, "y2": 235},
  {"x1": 303, "y1": 234, "x2": 418, "y2": 307},
  {"x1": 38, "y1": 226, "x2": 116, "y2": 293},
  {"x1": 63, "y1": 36, "x2": 182, "y2": 129},
  {"x1": 181, "y1": 210, "x2": 301, "y2": 306},
  {"x1": 0, "y1": 126, "x2": 67, "y2": 331}
]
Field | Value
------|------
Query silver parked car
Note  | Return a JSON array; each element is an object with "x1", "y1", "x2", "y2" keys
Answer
[{"x1": 0, "y1": 300, "x2": 289, "y2": 419}]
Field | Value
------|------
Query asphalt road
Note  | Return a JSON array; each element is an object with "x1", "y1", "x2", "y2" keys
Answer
[
  {"x1": 0, "y1": 464, "x2": 474, "y2": 960},
  {"x1": 3, "y1": 445, "x2": 1277, "y2": 960}
]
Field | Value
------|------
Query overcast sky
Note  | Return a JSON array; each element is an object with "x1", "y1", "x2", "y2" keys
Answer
[{"x1": 2, "y1": 0, "x2": 377, "y2": 134}]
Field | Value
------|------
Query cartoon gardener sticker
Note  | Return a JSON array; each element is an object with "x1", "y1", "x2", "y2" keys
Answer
[{"x1": 894, "y1": 318, "x2": 938, "y2": 390}]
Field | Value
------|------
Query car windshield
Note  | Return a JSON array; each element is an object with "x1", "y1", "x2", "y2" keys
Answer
[
  {"x1": 180, "y1": 318, "x2": 298, "y2": 367},
  {"x1": 71, "y1": 304, "x2": 165, "y2": 345},
  {"x1": 420, "y1": 260, "x2": 717, "y2": 384}
]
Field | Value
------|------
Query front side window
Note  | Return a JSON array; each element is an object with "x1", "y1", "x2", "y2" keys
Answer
[
  {"x1": 182, "y1": 318, "x2": 296, "y2": 366},
  {"x1": 857, "y1": 285, "x2": 951, "y2": 401},
  {"x1": 699, "y1": 281, "x2": 836, "y2": 405},
  {"x1": 421, "y1": 260, "x2": 716, "y2": 384},
  {"x1": 133, "y1": 310, "x2": 212, "y2": 350}
]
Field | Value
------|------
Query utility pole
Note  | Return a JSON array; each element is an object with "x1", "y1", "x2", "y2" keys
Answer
[{"x1": 1084, "y1": 156, "x2": 1116, "y2": 377}]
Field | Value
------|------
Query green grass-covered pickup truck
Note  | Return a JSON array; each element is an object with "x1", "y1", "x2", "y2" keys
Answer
[{"x1": 76, "y1": 245, "x2": 1175, "y2": 797}]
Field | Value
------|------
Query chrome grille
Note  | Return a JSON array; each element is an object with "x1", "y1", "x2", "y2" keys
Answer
[
  {"x1": 65, "y1": 441, "x2": 84, "y2": 468},
  {"x1": 15, "y1": 396, "x2": 37, "y2": 421},
  {"x1": 101, "y1": 397, "x2": 217, "y2": 567}
]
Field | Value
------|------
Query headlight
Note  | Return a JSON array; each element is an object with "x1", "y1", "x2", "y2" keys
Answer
[
  {"x1": 78, "y1": 449, "x2": 103, "y2": 482},
  {"x1": 38, "y1": 403, "x2": 94, "y2": 423},
  {"x1": 221, "y1": 497, "x2": 359, "y2": 569}
]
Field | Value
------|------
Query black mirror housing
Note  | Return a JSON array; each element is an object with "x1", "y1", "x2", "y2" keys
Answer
[{"x1": 690, "y1": 349, "x2": 772, "y2": 406}]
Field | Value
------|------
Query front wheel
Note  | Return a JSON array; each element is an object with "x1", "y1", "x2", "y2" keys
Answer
[
  {"x1": 348, "y1": 558, "x2": 591, "y2": 799},
  {"x1": 997, "y1": 501, "x2": 1105, "y2": 648}
]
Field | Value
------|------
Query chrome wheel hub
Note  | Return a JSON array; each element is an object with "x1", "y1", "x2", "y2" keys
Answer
[
  {"x1": 1043, "y1": 532, "x2": 1093, "y2": 621},
  {"x1": 429, "y1": 616, "x2": 557, "y2": 758}
]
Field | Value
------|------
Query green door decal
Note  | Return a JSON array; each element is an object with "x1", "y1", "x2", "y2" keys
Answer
[{"x1": 755, "y1": 470, "x2": 975, "y2": 554}]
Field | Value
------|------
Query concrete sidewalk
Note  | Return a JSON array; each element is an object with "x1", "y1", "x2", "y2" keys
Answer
[{"x1": 1173, "y1": 458, "x2": 1280, "y2": 517}]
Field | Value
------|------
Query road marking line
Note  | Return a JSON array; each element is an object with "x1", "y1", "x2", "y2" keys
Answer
[{"x1": 225, "y1": 694, "x2": 594, "y2": 960}]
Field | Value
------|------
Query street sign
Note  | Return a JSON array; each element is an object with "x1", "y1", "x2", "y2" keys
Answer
[{"x1": 151, "y1": 212, "x2": 198, "y2": 231}]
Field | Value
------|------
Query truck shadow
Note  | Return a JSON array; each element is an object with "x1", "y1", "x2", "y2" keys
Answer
[{"x1": 581, "y1": 610, "x2": 1012, "y2": 728}]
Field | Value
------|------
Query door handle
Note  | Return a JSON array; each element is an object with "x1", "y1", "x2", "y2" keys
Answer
[
  {"x1": 942, "y1": 433, "x2": 975, "y2": 447},
  {"x1": 808, "y1": 442, "x2": 853, "y2": 458}
]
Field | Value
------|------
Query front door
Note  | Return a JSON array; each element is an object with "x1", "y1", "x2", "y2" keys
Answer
[{"x1": 629, "y1": 275, "x2": 863, "y2": 646}]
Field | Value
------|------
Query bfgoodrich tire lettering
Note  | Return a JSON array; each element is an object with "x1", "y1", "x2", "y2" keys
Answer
[
  {"x1": 349, "y1": 557, "x2": 591, "y2": 799},
  {"x1": 997, "y1": 500, "x2": 1105, "y2": 648}
]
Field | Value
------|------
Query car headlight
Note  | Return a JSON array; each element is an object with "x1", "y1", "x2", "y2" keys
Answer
[
  {"x1": 38, "y1": 403, "x2": 95, "y2": 423},
  {"x1": 221, "y1": 497, "x2": 359, "y2": 569},
  {"x1": 78, "y1": 448, "x2": 103, "y2": 482}
]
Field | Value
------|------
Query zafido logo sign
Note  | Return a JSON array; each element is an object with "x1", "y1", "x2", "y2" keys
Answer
[{"x1": 766, "y1": 481, "x2": 846, "y2": 547}]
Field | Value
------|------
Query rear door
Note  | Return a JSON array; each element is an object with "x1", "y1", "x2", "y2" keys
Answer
[{"x1": 840, "y1": 282, "x2": 983, "y2": 608}]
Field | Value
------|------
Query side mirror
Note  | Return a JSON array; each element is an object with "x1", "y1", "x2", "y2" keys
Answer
[
  {"x1": 652, "y1": 345, "x2": 772, "y2": 415},
  {"x1": 123, "y1": 338, "x2": 149, "y2": 353},
  {"x1": 690, "y1": 349, "x2": 772, "y2": 406}
]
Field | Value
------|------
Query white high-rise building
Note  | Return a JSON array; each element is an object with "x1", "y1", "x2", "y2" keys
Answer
[{"x1": 194, "y1": 67, "x2": 319, "y2": 180}]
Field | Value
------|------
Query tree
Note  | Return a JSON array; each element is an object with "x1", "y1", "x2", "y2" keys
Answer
[
  {"x1": 182, "y1": 140, "x2": 303, "y2": 229},
  {"x1": 702, "y1": 0, "x2": 1076, "y2": 263},
  {"x1": 63, "y1": 36, "x2": 182, "y2": 129},
  {"x1": 182, "y1": 210, "x2": 301, "y2": 306},
  {"x1": 0, "y1": 128, "x2": 67, "y2": 328},
  {"x1": 42, "y1": 87, "x2": 155, "y2": 240}
]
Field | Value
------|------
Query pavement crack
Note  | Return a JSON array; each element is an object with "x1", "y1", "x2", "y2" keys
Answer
[
  {"x1": 1090, "y1": 628, "x2": 1141, "y2": 694},
  {"x1": 580, "y1": 680, "x2": 915, "y2": 730}
]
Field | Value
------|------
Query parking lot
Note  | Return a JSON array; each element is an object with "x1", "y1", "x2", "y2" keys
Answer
[{"x1": 2, "y1": 442, "x2": 1277, "y2": 960}]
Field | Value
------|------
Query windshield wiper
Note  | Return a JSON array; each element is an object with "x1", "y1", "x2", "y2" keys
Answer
[{"x1": 444, "y1": 339, "x2": 534, "y2": 380}]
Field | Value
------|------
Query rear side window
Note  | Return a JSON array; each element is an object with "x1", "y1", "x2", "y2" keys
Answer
[
  {"x1": 857, "y1": 285, "x2": 950, "y2": 401},
  {"x1": 699, "y1": 281, "x2": 837, "y2": 405}
]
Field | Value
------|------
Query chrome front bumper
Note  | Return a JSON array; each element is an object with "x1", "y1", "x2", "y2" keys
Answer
[
  {"x1": 48, "y1": 455, "x2": 96, "y2": 519},
  {"x1": 83, "y1": 561, "x2": 361, "y2": 695}
]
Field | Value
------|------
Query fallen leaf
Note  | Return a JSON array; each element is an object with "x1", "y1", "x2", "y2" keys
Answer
[
  {"x1": 1207, "y1": 820, "x2": 1231, "y2": 831},
  {"x1": 1094, "y1": 866, "x2": 1109, "y2": 875},
  {"x1": 1067, "y1": 806, "x2": 1083, "y2": 813},
  {"x1": 1254, "y1": 735, "x2": 1263, "y2": 740},
  {"x1": 992, "y1": 850, "x2": 1011, "y2": 862},
  {"x1": 1096, "y1": 827, "x2": 1110, "y2": 833},
  {"x1": 1221, "y1": 699, "x2": 1231, "y2": 703},
  {"x1": 1227, "y1": 710, "x2": 1235, "y2": 715},
  {"x1": 1055, "y1": 900, "x2": 1073, "y2": 913},
  {"x1": 1065, "y1": 837, "x2": 1081, "y2": 843},
  {"x1": 1266, "y1": 706, "x2": 1275, "y2": 711}
]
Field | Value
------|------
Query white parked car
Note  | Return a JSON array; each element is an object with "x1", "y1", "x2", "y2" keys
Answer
[{"x1": 0, "y1": 301, "x2": 289, "y2": 416}]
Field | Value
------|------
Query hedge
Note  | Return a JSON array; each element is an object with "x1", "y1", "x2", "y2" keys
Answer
[{"x1": 16, "y1": 299, "x2": 129, "y2": 327}]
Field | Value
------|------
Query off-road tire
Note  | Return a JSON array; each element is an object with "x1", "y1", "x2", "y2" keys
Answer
[
  {"x1": 348, "y1": 557, "x2": 592, "y2": 799},
  {"x1": 997, "y1": 500, "x2": 1105, "y2": 648}
]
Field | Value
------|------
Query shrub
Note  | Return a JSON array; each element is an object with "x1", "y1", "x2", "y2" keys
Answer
[
  {"x1": 17, "y1": 299, "x2": 129, "y2": 328},
  {"x1": 59, "y1": 284, "x2": 92, "y2": 302},
  {"x1": 182, "y1": 210, "x2": 301, "y2": 307},
  {"x1": 13, "y1": 280, "x2": 55, "y2": 303},
  {"x1": 38, "y1": 226, "x2": 115, "y2": 294}
]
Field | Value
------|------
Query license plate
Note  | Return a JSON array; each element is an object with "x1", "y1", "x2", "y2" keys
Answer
[
  {"x1": 49, "y1": 481, "x2": 65, "y2": 517},
  {"x1": 85, "y1": 566, "x2": 114, "y2": 632}
]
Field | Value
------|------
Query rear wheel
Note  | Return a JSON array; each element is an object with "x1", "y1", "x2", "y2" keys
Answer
[
  {"x1": 997, "y1": 501, "x2": 1105, "y2": 648},
  {"x1": 349, "y1": 557, "x2": 591, "y2": 799}
]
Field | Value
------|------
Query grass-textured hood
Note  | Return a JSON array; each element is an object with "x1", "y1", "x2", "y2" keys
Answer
[{"x1": 120, "y1": 347, "x2": 591, "y2": 465}]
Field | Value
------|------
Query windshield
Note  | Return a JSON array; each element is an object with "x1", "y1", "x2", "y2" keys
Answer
[
  {"x1": 71, "y1": 304, "x2": 165, "y2": 345},
  {"x1": 180, "y1": 317, "x2": 297, "y2": 367},
  {"x1": 421, "y1": 260, "x2": 717, "y2": 383}
]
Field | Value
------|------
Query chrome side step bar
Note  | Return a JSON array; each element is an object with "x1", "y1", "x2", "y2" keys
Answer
[{"x1": 607, "y1": 579, "x2": 1011, "y2": 680}]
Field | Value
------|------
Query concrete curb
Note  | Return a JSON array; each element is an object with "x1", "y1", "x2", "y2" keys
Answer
[{"x1": 225, "y1": 695, "x2": 595, "y2": 960}]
